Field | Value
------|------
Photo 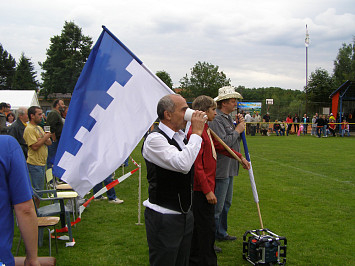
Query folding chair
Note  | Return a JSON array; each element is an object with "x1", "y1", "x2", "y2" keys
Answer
[
  {"x1": 32, "y1": 188, "x2": 74, "y2": 246},
  {"x1": 16, "y1": 198, "x2": 60, "y2": 256},
  {"x1": 46, "y1": 168, "x2": 73, "y2": 191},
  {"x1": 45, "y1": 168, "x2": 79, "y2": 220}
]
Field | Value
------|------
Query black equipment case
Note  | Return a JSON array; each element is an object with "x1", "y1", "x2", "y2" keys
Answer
[{"x1": 243, "y1": 229, "x2": 287, "y2": 265}]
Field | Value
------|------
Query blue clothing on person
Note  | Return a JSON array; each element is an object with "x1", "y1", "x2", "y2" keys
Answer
[
  {"x1": 123, "y1": 157, "x2": 129, "y2": 167},
  {"x1": 27, "y1": 163, "x2": 45, "y2": 194},
  {"x1": 0, "y1": 136, "x2": 33, "y2": 266},
  {"x1": 93, "y1": 173, "x2": 117, "y2": 200},
  {"x1": 303, "y1": 117, "x2": 308, "y2": 135},
  {"x1": 47, "y1": 140, "x2": 59, "y2": 169},
  {"x1": 323, "y1": 125, "x2": 328, "y2": 137},
  {"x1": 214, "y1": 176, "x2": 234, "y2": 240},
  {"x1": 342, "y1": 129, "x2": 350, "y2": 137},
  {"x1": 209, "y1": 108, "x2": 241, "y2": 240}
]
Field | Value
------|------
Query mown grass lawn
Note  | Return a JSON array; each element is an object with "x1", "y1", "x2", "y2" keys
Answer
[{"x1": 13, "y1": 134, "x2": 355, "y2": 265}]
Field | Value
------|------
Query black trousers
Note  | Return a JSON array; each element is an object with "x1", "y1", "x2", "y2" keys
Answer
[
  {"x1": 294, "y1": 123, "x2": 299, "y2": 133},
  {"x1": 250, "y1": 126, "x2": 256, "y2": 136},
  {"x1": 145, "y1": 207, "x2": 194, "y2": 266},
  {"x1": 189, "y1": 191, "x2": 217, "y2": 266},
  {"x1": 287, "y1": 124, "x2": 292, "y2": 135}
]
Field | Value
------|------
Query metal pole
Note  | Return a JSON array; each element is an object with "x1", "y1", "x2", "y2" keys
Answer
[
  {"x1": 305, "y1": 24, "x2": 310, "y2": 115},
  {"x1": 136, "y1": 163, "x2": 143, "y2": 225},
  {"x1": 339, "y1": 97, "x2": 343, "y2": 135},
  {"x1": 306, "y1": 45, "x2": 308, "y2": 114}
]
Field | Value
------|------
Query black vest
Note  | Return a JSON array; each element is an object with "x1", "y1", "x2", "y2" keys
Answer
[{"x1": 143, "y1": 128, "x2": 193, "y2": 213}]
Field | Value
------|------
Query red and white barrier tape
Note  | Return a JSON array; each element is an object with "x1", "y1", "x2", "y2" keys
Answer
[
  {"x1": 130, "y1": 156, "x2": 140, "y2": 167},
  {"x1": 55, "y1": 167, "x2": 140, "y2": 236},
  {"x1": 79, "y1": 167, "x2": 139, "y2": 217}
]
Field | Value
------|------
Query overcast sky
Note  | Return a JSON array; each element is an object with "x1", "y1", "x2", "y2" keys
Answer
[{"x1": 1, "y1": 0, "x2": 354, "y2": 91}]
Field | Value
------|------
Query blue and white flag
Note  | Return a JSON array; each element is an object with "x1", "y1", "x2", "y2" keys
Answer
[{"x1": 53, "y1": 26, "x2": 173, "y2": 196}]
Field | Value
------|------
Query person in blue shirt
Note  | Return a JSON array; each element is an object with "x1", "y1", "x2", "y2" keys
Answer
[
  {"x1": 302, "y1": 114, "x2": 309, "y2": 135},
  {"x1": 0, "y1": 135, "x2": 40, "y2": 266}
]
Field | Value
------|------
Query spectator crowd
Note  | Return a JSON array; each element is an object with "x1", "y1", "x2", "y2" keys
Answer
[
  {"x1": 0, "y1": 91, "x2": 352, "y2": 266},
  {"x1": 0, "y1": 99, "x2": 125, "y2": 265},
  {"x1": 238, "y1": 109, "x2": 352, "y2": 138}
]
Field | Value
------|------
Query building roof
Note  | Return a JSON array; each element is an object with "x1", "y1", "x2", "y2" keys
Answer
[
  {"x1": 329, "y1": 80, "x2": 355, "y2": 100},
  {"x1": 0, "y1": 90, "x2": 39, "y2": 109}
]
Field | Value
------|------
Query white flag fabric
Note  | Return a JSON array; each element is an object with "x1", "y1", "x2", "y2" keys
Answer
[
  {"x1": 241, "y1": 132, "x2": 259, "y2": 203},
  {"x1": 53, "y1": 26, "x2": 173, "y2": 196}
]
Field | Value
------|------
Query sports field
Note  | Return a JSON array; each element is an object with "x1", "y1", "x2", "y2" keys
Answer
[{"x1": 13, "y1": 134, "x2": 355, "y2": 265}]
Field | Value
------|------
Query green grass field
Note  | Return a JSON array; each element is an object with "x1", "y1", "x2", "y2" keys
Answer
[{"x1": 13, "y1": 134, "x2": 355, "y2": 265}]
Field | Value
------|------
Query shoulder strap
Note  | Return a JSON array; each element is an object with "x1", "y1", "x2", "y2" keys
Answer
[{"x1": 152, "y1": 127, "x2": 182, "y2": 151}]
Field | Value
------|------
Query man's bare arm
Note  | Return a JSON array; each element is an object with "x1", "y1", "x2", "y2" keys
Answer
[{"x1": 14, "y1": 199, "x2": 40, "y2": 266}]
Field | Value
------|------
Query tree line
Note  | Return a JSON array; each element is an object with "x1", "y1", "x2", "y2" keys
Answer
[
  {"x1": 1, "y1": 21, "x2": 354, "y2": 118},
  {"x1": 0, "y1": 21, "x2": 92, "y2": 97}
]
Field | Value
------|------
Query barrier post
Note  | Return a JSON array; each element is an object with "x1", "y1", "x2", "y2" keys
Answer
[{"x1": 136, "y1": 163, "x2": 143, "y2": 225}]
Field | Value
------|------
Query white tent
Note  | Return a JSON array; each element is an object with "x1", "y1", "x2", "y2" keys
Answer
[{"x1": 0, "y1": 90, "x2": 39, "y2": 110}]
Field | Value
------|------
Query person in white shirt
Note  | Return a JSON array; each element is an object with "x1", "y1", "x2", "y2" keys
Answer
[
  {"x1": 244, "y1": 111, "x2": 252, "y2": 135},
  {"x1": 255, "y1": 111, "x2": 261, "y2": 134},
  {"x1": 142, "y1": 94, "x2": 206, "y2": 266}
]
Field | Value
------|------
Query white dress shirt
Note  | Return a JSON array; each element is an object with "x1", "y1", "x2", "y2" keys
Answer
[{"x1": 143, "y1": 122, "x2": 202, "y2": 214}]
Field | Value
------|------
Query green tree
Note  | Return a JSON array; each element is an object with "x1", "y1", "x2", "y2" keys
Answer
[
  {"x1": 39, "y1": 21, "x2": 93, "y2": 97},
  {"x1": 156, "y1": 70, "x2": 173, "y2": 89},
  {"x1": 179, "y1": 61, "x2": 231, "y2": 100},
  {"x1": 333, "y1": 38, "x2": 355, "y2": 87},
  {"x1": 0, "y1": 44, "x2": 16, "y2": 90},
  {"x1": 12, "y1": 53, "x2": 39, "y2": 91},
  {"x1": 306, "y1": 68, "x2": 334, "y2": 103}
]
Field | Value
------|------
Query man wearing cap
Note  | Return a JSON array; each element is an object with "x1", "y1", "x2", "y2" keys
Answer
[
  {"x1": 329, "y1": 113, "x2": 335, "y2": 121},
  {"x1": 209, "y1": 86, "x2": 245, "y2": 247}
]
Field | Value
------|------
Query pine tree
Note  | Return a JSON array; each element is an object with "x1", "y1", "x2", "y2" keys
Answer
[
  {"x1": 0, "y1": 44, "x2": 16, "y2": 90},
  {"x1": 12, "y1": 53, "x2": 39, "y2": 91},
  {"x1": 40, "y1": 21, "x2": 93, "y2": 97}
]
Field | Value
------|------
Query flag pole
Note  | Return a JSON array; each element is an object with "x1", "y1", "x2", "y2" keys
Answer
[
  {"x1": 209, "y1": 128, "x2": 264, "y2": 230},
  {"x1": 209, "y1": 129, "x2": 242, "y2": 164},
  {"x1": 305, "y1": 24, "x2": 310, "y2": 114},
  {"x1": 240, "y1": 132, "x2": 264, "y2": 230}
]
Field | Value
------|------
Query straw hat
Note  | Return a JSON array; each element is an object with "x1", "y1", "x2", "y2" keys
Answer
[{"x1": 214, "y1": 86, "x2": 243, "y2": 102}]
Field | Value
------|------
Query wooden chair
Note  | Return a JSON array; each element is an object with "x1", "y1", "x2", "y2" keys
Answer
[
  {"x1": 16, "y1": 202, "x2": 60, "y2": 256},
  {"x1": 38, "y1": 217, "x2": 60, "y2": 255},
  {"x1": 15, "y1": 256, "x2": 56, "y2": 266}
]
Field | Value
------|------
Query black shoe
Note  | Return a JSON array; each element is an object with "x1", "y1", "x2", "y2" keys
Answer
[
  {"x1": 214, "y1": 244, "x2": 222, "y2": 253},
  {"x1": 216, "y1": 235, "x2": 237, "y2": 241}
]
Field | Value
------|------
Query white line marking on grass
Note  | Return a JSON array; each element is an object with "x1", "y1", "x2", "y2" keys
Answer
[{"x1": 252, "y1": 155, "x2": 354, "y2": 185}]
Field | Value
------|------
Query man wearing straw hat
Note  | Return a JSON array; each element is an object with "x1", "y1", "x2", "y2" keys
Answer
[{"x1": 209, "y1": 86, "x2": 245, "y2": 248}]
